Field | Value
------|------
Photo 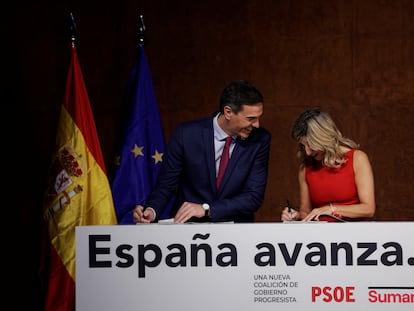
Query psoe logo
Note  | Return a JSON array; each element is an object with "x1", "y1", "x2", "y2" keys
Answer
[{"x1": 311, "y1": 286, "x2": 356, "y2": 303}]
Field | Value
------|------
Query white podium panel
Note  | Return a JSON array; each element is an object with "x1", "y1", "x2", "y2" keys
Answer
[{"x1": 76, "y1": 222, "x2": 414, "y2": 310}]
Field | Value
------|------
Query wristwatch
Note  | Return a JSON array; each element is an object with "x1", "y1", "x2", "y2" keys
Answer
[{"x1": 202, "y1": 203, "x2": 210, "y2": 217}]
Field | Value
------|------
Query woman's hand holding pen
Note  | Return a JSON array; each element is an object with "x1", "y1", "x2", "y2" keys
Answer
[
  {"x1": 281, "y1": 207, "x2": 298, "y2": 221},
  {"x1": 281, "y1": 201, "x2": 298, "y2": 221}
]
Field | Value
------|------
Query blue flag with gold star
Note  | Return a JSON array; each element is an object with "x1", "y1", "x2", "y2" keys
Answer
[{"x1": 112, "y1": 45, "x2": 169, "y2": 224}]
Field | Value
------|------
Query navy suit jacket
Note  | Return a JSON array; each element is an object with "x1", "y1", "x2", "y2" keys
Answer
[{"x1": 145, "y1": 113, "x2": 271, "y2": 222}]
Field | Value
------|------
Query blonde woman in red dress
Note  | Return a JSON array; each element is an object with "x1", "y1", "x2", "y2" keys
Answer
[{"x1": 281, "y1": 108, "x2": 376, "y2": 222}]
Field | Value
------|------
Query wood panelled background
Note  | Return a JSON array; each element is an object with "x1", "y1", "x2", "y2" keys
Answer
[{"x1": 7, "y1": 0, "x2": 413, "y2": 309}]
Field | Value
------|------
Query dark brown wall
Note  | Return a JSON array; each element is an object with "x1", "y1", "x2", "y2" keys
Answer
[{"x1": 8, "y1": 0, "x2": 414, "y2": 309}]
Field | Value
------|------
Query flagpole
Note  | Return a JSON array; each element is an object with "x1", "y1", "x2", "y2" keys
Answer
[
  {"x1": 69, "y1": 12, "x2": 77, "y2": 47},
  {"x1": 139, "y1": 14, "x2": 145, "y2": 46}
]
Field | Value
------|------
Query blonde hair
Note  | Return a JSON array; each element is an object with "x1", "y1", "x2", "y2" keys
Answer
[{"x1": 292, "y1": 108, "x2": 359, "y2": 168}]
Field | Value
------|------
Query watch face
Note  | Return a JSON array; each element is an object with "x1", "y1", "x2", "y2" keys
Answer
[{"x1": 202, "y1": 203, "x2": 210, "y2": 217}]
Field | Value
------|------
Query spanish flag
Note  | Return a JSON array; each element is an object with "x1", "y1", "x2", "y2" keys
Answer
[{"x1": 41, "y1": 42, "x2": 117, "y2": 311}]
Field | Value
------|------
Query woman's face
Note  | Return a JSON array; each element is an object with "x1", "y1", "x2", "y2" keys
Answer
[{"x1": 299, "y1": 136, "x2": 324, "y2": 161}]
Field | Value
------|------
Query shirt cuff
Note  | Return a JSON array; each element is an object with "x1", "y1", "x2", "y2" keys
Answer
[{"x1": 145, "y1": 207, "x2": 157, "y2": 222}]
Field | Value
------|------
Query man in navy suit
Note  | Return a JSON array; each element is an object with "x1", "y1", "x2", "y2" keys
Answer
[{"x1": 134, "y1": 80, "x2": 271, "y2": 223}]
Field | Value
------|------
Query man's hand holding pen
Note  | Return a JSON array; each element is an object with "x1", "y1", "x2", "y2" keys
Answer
[{"x1": 134, "y1": 205, "x2": 155, "y2": 223}]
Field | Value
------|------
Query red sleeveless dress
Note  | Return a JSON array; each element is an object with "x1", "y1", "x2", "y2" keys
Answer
[{"x1": 305, "y1": 149, "x2": 360, "y2": 221}]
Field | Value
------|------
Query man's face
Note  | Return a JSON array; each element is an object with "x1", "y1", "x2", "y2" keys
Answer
[{"x1": 227, "y1": 104, "x2": 263, "y2": 139}]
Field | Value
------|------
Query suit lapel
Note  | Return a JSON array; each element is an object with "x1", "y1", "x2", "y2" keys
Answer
[{"x1": 202, "y1": 123, "x2": 217, "y2": 191}]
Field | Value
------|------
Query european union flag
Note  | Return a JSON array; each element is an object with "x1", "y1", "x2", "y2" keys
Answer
[{"x1": 112, "y1": 45, "x2": 169, "y2": 224}]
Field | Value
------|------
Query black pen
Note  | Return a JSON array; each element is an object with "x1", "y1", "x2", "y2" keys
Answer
[{"x1": 286, "y1": 199, "x2": 293, "y2": 219}]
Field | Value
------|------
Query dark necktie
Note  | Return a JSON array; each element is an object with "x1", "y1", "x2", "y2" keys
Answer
[{"x1": 216, "y1": 136, "x2": 232, "y2": 189}]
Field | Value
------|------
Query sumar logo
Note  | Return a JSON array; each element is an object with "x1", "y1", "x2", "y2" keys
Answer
[{"x1": 368, "y1": 287, "x2": 414, "y2": 303}]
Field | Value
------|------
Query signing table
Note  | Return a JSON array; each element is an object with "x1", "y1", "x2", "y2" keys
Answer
[{"x1": 76, "y1": 222, "x2": 413, "y2": 310}]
